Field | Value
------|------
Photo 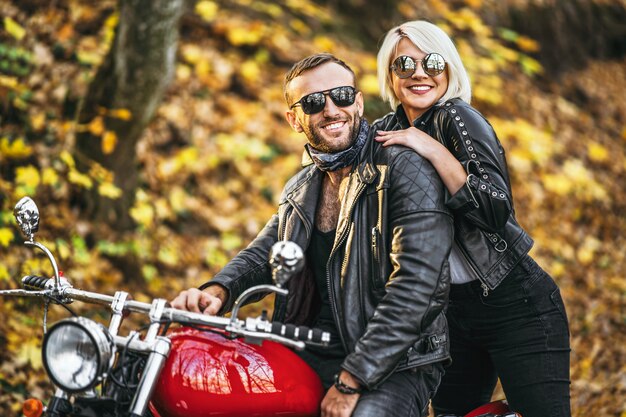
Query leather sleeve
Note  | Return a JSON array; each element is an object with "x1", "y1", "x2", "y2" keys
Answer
[
  {"x1": 199, "y1": 214, "x2": 278, "y2": 313},
  {"x1": 436, "y1": 102, "x2": 513, "y2": 232},
  {"x1": 341, "y1": 149, "x2": 453, "y2": 389}
]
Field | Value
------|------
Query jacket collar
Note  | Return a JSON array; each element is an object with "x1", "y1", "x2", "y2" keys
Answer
[{"x1": 395, "y1": 104, "x2": 438, "y2": 129}]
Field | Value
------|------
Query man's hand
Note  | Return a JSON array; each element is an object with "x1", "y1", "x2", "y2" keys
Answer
[
  {"x1": 170, "y1": 286, "x2": 227, "y2": 315},
  {"x1": 320, "y1": 371, "x2": 361, "y2": 417}
]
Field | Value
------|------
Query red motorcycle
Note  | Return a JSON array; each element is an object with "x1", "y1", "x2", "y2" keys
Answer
[{"x1": 3, "y1": 197, "x2": 519, "y2": 417}]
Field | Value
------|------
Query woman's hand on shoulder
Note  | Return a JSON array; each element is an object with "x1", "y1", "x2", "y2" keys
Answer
[{"x1": 375, "y1": 127, "x2": 441, "y2": 161}]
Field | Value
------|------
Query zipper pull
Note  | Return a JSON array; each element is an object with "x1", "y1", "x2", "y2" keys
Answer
[
  {"x1": 481, "y1": 283, "x2": 489, "y2": 297},
  {"x1": 371, "y1": 227, "x2": 377, "y2": 251}
]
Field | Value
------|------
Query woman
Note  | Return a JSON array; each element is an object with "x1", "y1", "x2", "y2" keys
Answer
[{"x1": 373, "y1": 21, "x2": 571, "y2": 417}]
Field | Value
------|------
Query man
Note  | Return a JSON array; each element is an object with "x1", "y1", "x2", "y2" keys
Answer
[{"x1": 172, "y1": 53, "x2": 453, "y2": 417}]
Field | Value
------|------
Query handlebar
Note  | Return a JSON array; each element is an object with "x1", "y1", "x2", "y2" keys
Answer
[{"x1": 0, "y1": 275, "x2": 330, "y2": 350}]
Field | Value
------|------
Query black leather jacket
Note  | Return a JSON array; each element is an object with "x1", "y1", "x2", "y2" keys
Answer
[
  {"x1": 204, "y1": 125, "x2": 453, "y2": 389},
  {"x1": 374, "y1": 99, "x2": 533, "y2": 292}
]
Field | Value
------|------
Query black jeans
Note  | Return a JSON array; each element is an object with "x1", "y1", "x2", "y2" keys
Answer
[
  {"x1": 298, "y1": 349, "x2": 444, "y2": 417},
  {"x1": 353, "y1": 364, "x2": 444, "y2": 417},
  {"x1": 432, "y1": 255, "x2": 571, "y2": 417}
]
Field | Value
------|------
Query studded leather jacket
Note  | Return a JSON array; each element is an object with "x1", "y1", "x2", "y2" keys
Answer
[
  {"x1": 374, "y1": 99, "x2": 534, "y2": 293},
  {"x1": 204, "y1": 125, "x2": 454, "y2": 389}
]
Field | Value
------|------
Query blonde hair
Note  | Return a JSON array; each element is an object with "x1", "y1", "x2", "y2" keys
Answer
[{"x1": 377, "y1": 20, "x2": 472, "y2": 110}]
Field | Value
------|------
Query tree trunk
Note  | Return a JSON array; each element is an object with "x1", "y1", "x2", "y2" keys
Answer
[
  {"x1": 490, "y1": 0, "x2": 626, "y2": 78},
  {"x1": 74, "y1": 0, "x2": 185, "y2": 231}
]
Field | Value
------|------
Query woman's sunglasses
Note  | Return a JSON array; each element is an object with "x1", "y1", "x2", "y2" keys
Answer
[
  {"x1": 390, "y1": 53, "x2": 446, "y2": 78},
  {"x1": 290, "y1": 86, "x2": 357, "y2": 115}
]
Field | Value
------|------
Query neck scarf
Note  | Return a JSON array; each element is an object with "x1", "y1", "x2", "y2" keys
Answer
[{"x1": 305, "y1": 119, "x2": 369, "y2": 172}]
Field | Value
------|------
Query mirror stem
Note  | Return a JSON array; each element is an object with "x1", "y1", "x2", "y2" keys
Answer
[
  {"x1": 24, "y1": 241, "x2": 61, "y2": 291},
  {"x1": 229, "y1": 285, "x2": 288, "y2": 327}
]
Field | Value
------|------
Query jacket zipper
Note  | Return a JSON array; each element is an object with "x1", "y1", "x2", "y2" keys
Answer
[
  {"x1": 457, "y1": 239, "x2": 490, "y2": 297},
  {"x1": 326, "y1": 180, "x2": 367, "y2": 352},
  {"x1": 371, "y1": 227, "x2": 383, "y2": 290}
]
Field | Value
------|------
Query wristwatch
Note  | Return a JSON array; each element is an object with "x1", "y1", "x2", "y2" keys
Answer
[{"x1": 333, "y1": 373, "x2": 362, "y2": 395}]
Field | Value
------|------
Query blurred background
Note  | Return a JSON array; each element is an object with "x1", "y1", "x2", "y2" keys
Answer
[{"x1": 0, "y1": 0, "x2": 624, "y2": 415}]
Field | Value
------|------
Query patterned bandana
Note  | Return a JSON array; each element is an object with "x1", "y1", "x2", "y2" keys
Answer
[{"x1": 305, "y1": 119, "x2": 369, "y2": 172}]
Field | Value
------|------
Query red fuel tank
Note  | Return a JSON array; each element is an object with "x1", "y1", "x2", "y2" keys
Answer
[{"x1": 150, "y1": 327, "x2": 324, "y2": 417}]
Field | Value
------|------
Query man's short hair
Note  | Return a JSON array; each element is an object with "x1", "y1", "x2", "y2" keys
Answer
[{"x1": 284, "y1": 53, "x2": 356, "y2": 105}]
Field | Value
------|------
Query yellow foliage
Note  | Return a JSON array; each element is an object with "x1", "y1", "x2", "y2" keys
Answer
[
  {"x1": 88, "y1": 116, "x2": 105, "y2": 136},
  {"x1": 313, "y1": 35, "x2": 336, "y2": 52},
  {"x1": 587, "y1": 142, "x2": 609, "y2": 162},
  {"x1": 359, "y1": 74, "x2": 380, "y2": 95},
  {"x1": 517, "y1": 35, "x2": 540, "y2": 53},
  {"x1": 130, "y1": 201, "x2": 155, "y2": 227},
  {"x1": 158, "y1": 244, "x2": 179, "y2": 266},
  {"x1": 176, "y1": 64, "x2": 192, "y2": 82},
  {"x1": 15, "y1": 165, "x2": 40, "y2": 189},
  {"x1": 181, "y1": 44, "x2": 204, "y2": 65},
  {"x1": 542, "y1": 173, "x2": 573, "y2": 196},
  {"x1": 98, "y1": 182, "x2": 122, "y2": 199},
  {"x1": 3, "y1": 16, "x2": 26, "y2": 40},
  {"x1": 196, "y1": 0, "x2": 219, "y2": 21},
  {"x1": 30, "y1": 112, "x2": 46, "y2": 131},
  {"x1": 101, "y1": 131, "x2": 118, "y2": 154},
  {"x1": 252, "y1": 1, "x2": 283, "y2": 18},
  {"x1": 68, "y1": 170, "x2": 93, "y2": 189},
  {"x1": 0, "y1": 136, "x2": 33, "y2": 159},
  {"x1": 464, "y1": 0, "x2": 482, "y2": 7},
  {"x1": 42, "y1": 168, "x2": 59, "y2": 186},
  {"x1": 549, "y1": 260, "x2": 566, "y2": 278},
  {"x1": 76, "y1": 50, "x2": 103, "y2": 66},
  {"x1": 157, "y1": 147, "x2": 199, "y2": 179},
  {"x1": 0, "y1": 264, "x2": 9, "y2": 281},
  {"x1": 170, "y1": 187, "x2": 192, "y2": 214},
  {"x1": 289, "y1": 19, "x2": 311, "y2": 35},
  {"x1": 239, "y1": 60, "x2": 261, "y2": 83},
  {"x1": 0, "y1": 75, "x2": 18, "y2": 89},
  {"x1": 60, "y1": 150, "x2": 76, "y2": 168},
  {"x1": 16, "y1": 340, "x2": 43, "y2": 370},
  {"x1": 576, "y1": 236, "x2": 602, "y2": 266},
  {"x1": 0, "y1": 227, "x2": 14, "y2": 247},
  {"x1": 226, "y1": 23, "x2": 265, "y2": 46},
  {"x1": 107, "y1": 108, "x2": 133, "y2": 121},
  {"x1": 55, "y1": 239, "x2": 72, "y2": 260}
]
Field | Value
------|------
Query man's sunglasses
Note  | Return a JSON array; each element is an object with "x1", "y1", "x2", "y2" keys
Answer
[
  {"x1": 290, "y1": 86, "x2": 357, "y2": 115},
  {"x1": 390, "y1": 53, "x2": 446, "y2": 78}
]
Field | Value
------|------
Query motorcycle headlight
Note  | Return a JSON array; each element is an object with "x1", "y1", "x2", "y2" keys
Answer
[{"x1": 43, "y1": 317, "x2": 113, "y2": 392}]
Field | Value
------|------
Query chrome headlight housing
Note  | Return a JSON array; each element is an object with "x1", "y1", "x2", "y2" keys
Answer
[{"x1": 42, "y1": 317, "x2": 113, "y2": 392}]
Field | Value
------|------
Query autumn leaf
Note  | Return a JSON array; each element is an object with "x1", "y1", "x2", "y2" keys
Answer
[
  {"x1": 42, "y1": 167, "x2": 60, "y2": 187},
  {"x1": 101, "y1": 131, "x2": 117, "y2": 154},
  {"x1": 59, "y1": 150, "x2": 76, "y2": 168},
  {"x1": 15, "y1": 165, "x2": 40, "y2": 189},
  {"x1": 0, "y1": 227, "x2": 14, "y2": 247},
  {"x1": 98, "y1": 182, "x2": 122, "y2": 199},
  {"x1": 0, "y1": 263, "x2": 10, "y2": 281},
  {"x1": 68, "y1": 169, "x2": 93, "y2": 189},
  {"x1": 196, "y1": 0, "x2": 218, "y2": 21},
  {"x1": 108, "y1": 108, "x2": 133, "y2": 121},
  {"x1": 88, "y1": 116, "x2": 105, "y2": 136},
  {"x1": 130, "y1": 201, "x2": 155, "y2": 227},
  {"x1": 0, "y1": 136, "x2": 33, "y2": 159},
  {"x1": 3, "y1": 17, "x2": 26, "y2": 40},
  {"x1": 587, "y1": 142, "x2": 609, "y2": 162}
]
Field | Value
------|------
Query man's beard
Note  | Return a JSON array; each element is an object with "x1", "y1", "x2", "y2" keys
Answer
[{"x1": 306, "y1": 115, "x2": 361, "y2": 154}]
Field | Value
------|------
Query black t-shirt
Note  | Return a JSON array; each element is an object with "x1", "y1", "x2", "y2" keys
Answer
[{"x1": 297, "y1": 227, "x2": 346, "y2": 388}]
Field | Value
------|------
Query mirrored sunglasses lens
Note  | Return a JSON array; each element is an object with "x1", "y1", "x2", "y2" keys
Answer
[
  {"x1": 423, "y1": 53, "x2": 446, "y2": 76},
  {"x1": 393, "y1": 56, "x2": 416, "y2": 78},
  {"x1": 329, "y1": 87, "x2": 356, "y2": 107},
  {"x1": 301, "y1": 93, "x2": 326, "y2": 114}
]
